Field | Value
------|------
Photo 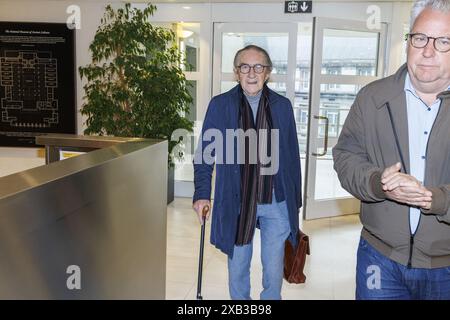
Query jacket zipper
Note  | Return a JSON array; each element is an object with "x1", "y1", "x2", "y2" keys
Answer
[
  {"x1": 407, "y1": 103, "x2": 443, "y2": 268},
  {"x1": 407, "y1": 206, "x2": 422, "y2": 268},
  {"x1": 390, "y1": 99, "x2": 443, "y2": 269},
  {"x1": 407, "y1": 235, "x2": 414, "y2": 268},
  {"x1": 386, "y1": 101, "x2": 442, "y2": 269}
]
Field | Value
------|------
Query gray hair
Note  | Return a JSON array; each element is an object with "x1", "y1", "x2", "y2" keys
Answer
[
  {"x1": 410, "y1": 0, "x2": 450, "y2": 30},
  {"x1": 233, "y1": 45, "x2": 273, "y2": 71}
]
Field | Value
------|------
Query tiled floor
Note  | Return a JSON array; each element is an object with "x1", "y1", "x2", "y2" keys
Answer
[{"x1": 166, "y1": 197, "x2": 362, "y2": 300}]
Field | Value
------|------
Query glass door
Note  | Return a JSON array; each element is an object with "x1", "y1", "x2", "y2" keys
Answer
[
  {"x1": 213, "y1": 22, "x2": 298, "y2": 101},
  {"x1": 212, "y1": 22, "x2": 298, "y2": 199},
  {"x1": 304, "y1": 17, "x2": 387, "y2": 219}
]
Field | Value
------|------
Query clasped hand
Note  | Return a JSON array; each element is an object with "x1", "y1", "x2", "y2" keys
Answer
[{"x1": 381, "y1": 162, "x2": 432, "y2": 210}]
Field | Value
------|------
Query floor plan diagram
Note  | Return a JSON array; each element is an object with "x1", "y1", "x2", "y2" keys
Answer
[{"x1": 0, "y1": 50, "x2": 59, "y2": 129}]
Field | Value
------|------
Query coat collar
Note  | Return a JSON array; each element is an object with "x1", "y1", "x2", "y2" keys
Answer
[
  {"x1": 228, "y1": 84, "x2": 281, "y2": 106},
  {"x1": 370, "y1": 64, "x2": 409, "y2": 172},
  {"x1": 373, "y1": 64, "x2": 449, "y2": 175},
  {"x1": 374, "y1": 63, "x2": 450, "y2": 109},
  {"x1": 438, "y1": 90, "x2": 450, "y2": 100},
  {"x1": 374, "y1": 64, "x2": 408, "y2": 109},
  {"x1": 226, "y1": 84, "x2": 282, "y2": 130}
]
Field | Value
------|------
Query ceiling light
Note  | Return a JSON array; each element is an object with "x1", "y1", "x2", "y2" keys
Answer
[{"x1": 179, "y1": 30, "x2": 194, "y2": 38}]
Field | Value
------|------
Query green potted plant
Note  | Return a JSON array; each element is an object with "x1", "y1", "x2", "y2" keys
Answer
[{"x1": 79, "y1": 3, "x2": 194, "y2": 204}]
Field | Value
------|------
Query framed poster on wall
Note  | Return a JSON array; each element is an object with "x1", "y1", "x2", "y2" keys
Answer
[{"x1": 0, "y1": 22, "x2": 76, "y2": 147}]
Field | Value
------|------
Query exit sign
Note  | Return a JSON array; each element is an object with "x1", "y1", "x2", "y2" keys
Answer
[{"x1": 285, "y1": 1, "x2": 312, "y2": 14}]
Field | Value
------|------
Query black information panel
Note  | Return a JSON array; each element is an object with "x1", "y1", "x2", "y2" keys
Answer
[{"x1": 0, "y1": 22, "x2": 76, "y2": 147}]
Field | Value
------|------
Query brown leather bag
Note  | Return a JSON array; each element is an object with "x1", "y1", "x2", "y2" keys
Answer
[{"x1": 283, "y1": 229, "x2": 310, "y2": 284}]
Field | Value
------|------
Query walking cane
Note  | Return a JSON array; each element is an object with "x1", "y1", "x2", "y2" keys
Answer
[{"x1": 196, "y1": 205, "x2": 209, "y2": 300}]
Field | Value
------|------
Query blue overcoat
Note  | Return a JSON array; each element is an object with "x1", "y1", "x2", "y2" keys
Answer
[{"x1": 193, "y1": 85, "x2": 302, "y2": 257}]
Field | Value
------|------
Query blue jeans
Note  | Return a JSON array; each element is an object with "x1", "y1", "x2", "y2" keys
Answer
[
  {"x1": 356, "y1": 237, "x2": 450, "y2": 300},
  {"x1": 228, "y1": 197, "x2": 290, "y2": 300}
]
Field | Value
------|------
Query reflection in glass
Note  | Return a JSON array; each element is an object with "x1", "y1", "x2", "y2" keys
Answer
[
  {"x1": 222, "y1": 33, "x2": 289, "y2": 74},
  {"x1": 314, "y1": 149, "x2": 352, "y2": 200},
  {"x1": 267, "y1": 82, "x2": 286, "y2": 96},
  {"x1": 186, "y1": 80, "x2": 197, "y2": 123},
  {"x1": 294, "y1": 23, "x2": 312, "y2": 156},
  {"x1": 317, "y1": 84, "x2": 356, "y2": 143},
  {"x1": 221, "y1": 81, "x2": 238, "y2": 93},
  {"x1": 312, "y1": 83, "x2": 358, "y2": 200},
  {"x1": 321, "y1": 29, "x2": 379, "y2": 76},
  {"x1": 177, "y1": 23, "x2": 200, "y2": 72},
  {"x1": 153, "y1": 22, "x2": 199, "y2": 183}
]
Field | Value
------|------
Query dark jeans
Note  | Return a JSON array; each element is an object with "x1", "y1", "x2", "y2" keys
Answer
[{"x1": 356, "y1": 237, "x2": 450, "y2": 300}]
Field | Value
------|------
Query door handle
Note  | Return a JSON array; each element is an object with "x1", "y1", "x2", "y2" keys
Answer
[{"x1": 312, "y1": 115, "x2": 329, "y2": 157}]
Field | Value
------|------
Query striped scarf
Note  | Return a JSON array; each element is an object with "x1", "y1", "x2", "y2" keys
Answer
[{"x1": 235, "y1": 84, "x2": 274, "y2": 246}]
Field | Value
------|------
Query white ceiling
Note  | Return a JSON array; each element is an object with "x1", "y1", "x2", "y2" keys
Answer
[{"x1": 131, "y1": 0, "x2": 413, "y2": 3}]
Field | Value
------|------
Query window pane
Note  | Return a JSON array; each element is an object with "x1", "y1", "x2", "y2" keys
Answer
[
  {"x1": 321, "y1": 29, "x2": 379, "y2": 76},
  {"x1": 186, "y1": 80, "x2": 197, "y2": 122},
  {"x1": 221, "y1": 81, "x2": 238, "y2": 93},
  {"x1": 267, "y1": 82, "x2": 286, "y2": 96},
  {"x1": 222, "y1": 32, "x2": 289, "y2": 75},
  {"x1": 312, "y1": 83, "x2": 357, "y2": 200},
  {"x1": 294, "y1": 23, "x2": 312, "y2": 156},
  {"x1": 178, "y1": 23, "x2": 200, "y2": 72},
  {"x1": 293, "y1": 100, "x2": 308, "y2": 155},
  {"x1": 318, "y1": 83, "x2": 356, "y2": 141}
]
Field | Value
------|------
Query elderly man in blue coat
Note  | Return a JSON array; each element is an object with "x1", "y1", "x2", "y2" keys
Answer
[{"x1": 193, "y1": 45, "x2": 302, "y2": 300}]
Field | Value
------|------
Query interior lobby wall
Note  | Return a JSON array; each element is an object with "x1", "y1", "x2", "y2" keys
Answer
[{"x1": 0, "y1": 0, "x2": 113, "y2": 176}]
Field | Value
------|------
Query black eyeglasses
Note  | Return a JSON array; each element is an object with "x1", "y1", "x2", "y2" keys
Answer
[
  {"x1": 235, "y1": 64, "x2": 270, "y2": 74},
  {"x1": 405, "y1": 33, "x2": 450, "y2": 53}
]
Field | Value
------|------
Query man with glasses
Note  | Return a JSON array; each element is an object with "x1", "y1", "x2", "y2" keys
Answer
[
  {"x1": 333, "y1": 0, "x2": 450, "y2": 299},
  {"x1": 193, "y1": 45, "x2": 302, "y2": 299}
]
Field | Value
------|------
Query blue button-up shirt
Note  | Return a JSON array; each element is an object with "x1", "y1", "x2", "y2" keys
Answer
[{"x1": 405, "y1": 74, "x2": 447, "y2": 234}]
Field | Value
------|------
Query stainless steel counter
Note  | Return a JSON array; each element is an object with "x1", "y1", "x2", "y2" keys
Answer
[{"x1": 0, "y1": 137, "x2": 168, "y2": 299}]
